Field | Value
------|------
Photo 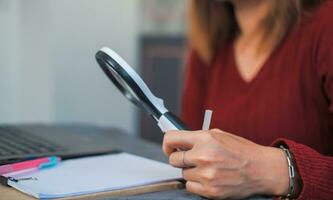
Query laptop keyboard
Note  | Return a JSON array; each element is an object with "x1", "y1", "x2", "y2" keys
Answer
[{"x1": 0, "y1": 127, "x2": 64, "y2": 157}]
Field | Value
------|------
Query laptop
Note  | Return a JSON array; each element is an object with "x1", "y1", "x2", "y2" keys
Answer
[{"x1": 0, "y1": 124, "x2": 120, "y2": 165}]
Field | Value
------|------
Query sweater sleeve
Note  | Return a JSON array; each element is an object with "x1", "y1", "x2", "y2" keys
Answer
[
  {"x1": 272, "y1": 139, "x2": 333, "y2": 199},
  {"x1": 272, "y1": 4, "x2": 333, "y2": 199},
  {"x1": 180, "y1": 49, "x2": 208, "y2": 130}
]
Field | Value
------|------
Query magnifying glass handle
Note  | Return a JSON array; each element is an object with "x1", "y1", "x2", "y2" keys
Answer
[{"x1": 163, "y1": 112, "x2": 188, "y2": 131}]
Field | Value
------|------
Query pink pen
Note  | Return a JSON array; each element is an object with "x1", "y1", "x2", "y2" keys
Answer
[{"x1": 0, "y1": 156, "x2": 61, "y2": 175}]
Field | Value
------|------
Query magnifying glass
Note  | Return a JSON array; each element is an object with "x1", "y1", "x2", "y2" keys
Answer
[{"x1": 95, "y1": 47, "x2": 188, "y2": 132}]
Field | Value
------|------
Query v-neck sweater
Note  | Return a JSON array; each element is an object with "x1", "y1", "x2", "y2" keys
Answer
[{"x1": 181, "y1": 1, "x2": 333, "y2": 199}]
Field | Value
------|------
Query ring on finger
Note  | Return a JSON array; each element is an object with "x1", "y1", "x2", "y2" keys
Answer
[{"x1": 182, "y1": 151, "x2": 188, "y2": 168}]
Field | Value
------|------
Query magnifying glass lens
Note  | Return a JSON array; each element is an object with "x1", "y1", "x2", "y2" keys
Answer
[{"x1": 107, "y1": 65, "x2": 141, "y2": 104}]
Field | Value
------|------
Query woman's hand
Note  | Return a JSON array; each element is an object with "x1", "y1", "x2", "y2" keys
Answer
[{"x1": 163, "y1": 129, "x2": 289, "y2": 199}]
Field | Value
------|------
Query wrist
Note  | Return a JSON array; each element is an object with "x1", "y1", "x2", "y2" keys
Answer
[
  {"x1": 279, "y1": 145, "x2": 303, "y2": 198},
  {"x1": 255, "y1": 146, "x2": 290, "y2": 196}
]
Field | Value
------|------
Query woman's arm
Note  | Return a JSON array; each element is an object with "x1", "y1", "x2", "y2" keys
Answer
[
  {"x1": 278, "y1": 11, "x2": 333, "y2": 199},
  {"x1": 163, "y1": 129, "x2": 333, "y2": 199},
  {"x1": 272, "y1": 139, "x2": 333, "y2": 199}
]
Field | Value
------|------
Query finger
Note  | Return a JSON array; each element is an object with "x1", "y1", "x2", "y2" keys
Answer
[
  {"x1": 182, "y1": 167, "x2": 201, "y2": 182},
  {"x1": 185, "y1": 181, "x2": 205, "y2": 197},
  {"x1": 187, "y1": 180, "x2": 227, "y2": 200},
  {"x1": 169, "y1": 151, "x2": 196, "y2": 168},
  {"x1": 169, "y1": 148, "x2": 204, "y2": 168},
  {"x1": 210, "y1": 128, "x2": 223, "y2": 133},
  {"x1": 180, "y1": 148, "x2": 203, "y2": 167},
  {"x1": 162, "y1": 131, "x2": 199, "y2": 156},
  {"x1": 169, "y1": 151, "x2": 185, "y2": 168}
]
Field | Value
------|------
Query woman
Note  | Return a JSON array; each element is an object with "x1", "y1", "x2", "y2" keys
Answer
[{"x1": 163, "y1": 0, "x2": 333, "y2": 199}]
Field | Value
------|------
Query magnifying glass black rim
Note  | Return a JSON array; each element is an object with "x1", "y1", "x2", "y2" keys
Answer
[
  {"x1": 95, "y1": 50, "x2": 163, "y2": 119},
  {"x1": 97, "y1": 53, "x2": 139, "y2": 106}
]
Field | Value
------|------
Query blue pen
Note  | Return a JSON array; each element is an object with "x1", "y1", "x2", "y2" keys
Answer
[{"x1": 38, "y1": 156, "x2": 61, "y2": 169}]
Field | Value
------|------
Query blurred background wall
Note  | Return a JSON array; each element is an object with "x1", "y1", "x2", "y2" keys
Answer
[{"x1": 0, "y1": 0, "x2": 186, "y2": 138}]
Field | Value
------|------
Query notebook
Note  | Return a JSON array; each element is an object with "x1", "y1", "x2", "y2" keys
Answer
[{"x1": 4, "y1": 153, "x2": 182, "y2": 199}]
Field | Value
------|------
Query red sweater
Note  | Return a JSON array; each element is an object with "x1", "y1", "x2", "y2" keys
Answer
[{"x1": 181, "y1": 1, "x2": 333, "y2": 199}]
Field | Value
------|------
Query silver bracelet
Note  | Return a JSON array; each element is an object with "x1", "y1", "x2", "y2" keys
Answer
[{"x1": 280, "y1": 145, "x2": 296, "y2": 198}]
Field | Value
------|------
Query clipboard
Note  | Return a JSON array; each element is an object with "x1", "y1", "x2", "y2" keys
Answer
[{"x1": 2, "y1": 153, "x2": 183, "y2": 199}]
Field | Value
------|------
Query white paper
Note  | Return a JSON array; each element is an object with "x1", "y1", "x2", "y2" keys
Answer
[{"x1": 6, "y1": 153, "x2": 181, "y2": 199}]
